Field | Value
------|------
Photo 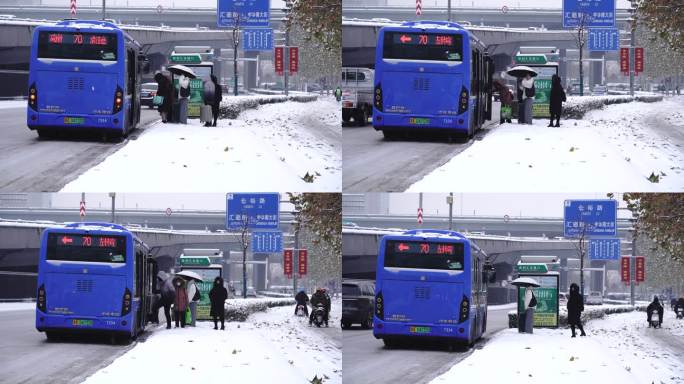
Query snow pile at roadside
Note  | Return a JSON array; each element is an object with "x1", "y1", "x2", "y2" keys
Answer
[
  {"x1": 508, "y1": 304, "x2": 647, "y2": 327},
  {"x1": 0, "y1": 302, "x2": 35, "y2": 312},
  {"x1": 83, "y1": 305, "x2": 341, "y2": 384},
  {"x1": 564, "y1": 94, "x2": 662, "y2": 119},
  {"x1": 225, "y1": 297, "x2": 295, "y2": 322},
  {"x1": 220, "y1": 93, "x2": 318, "y2": 119},
  {"x1": 61, "y1": 97, "x2": 341, "y2": 192},
  {"x1": 0, "y1": 99, "x2": 27, "y2": 110},
  {"x1": 408, "y1": 98, "x2": 684, "y2": 192},
  {"x1": 665, "y1": 111, "x2": 684, "y2": 127},
  {"x1": 432, "y1": 311, "x2": 684, "y2": 384}
]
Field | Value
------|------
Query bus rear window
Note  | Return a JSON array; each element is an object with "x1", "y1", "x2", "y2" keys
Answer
[
  {"x1": 384, "y1": 240, "x2": 464, "y2": 270},
  {"x1": 383, "y1": 32, "x2": 463, "y2": 62},
  {"x1": 46, "y1": 233, "x2": 126, "y2": 263},
  {"x1": 37, "y1": 32, "x2": 118, "y2": 61}
]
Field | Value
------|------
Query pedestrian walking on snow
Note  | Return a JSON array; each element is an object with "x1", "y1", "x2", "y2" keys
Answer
[
  {"x1": 567, "y1": 283, "x2": 586, "y2": 337},
  {"x1": 523, "y1": 285, "x2": 537, "y2": 333},
  {"x1": 173, "y1": 277, "x2": 189, "y2": 328},
  {"x1": 517, "y1": 74, "x2": 535, "y2": 125},
  {"x1": 549, "y1": 74, "x2": 566, "y2": 127},
  {"x1": 209, "y1": 276, "x2": 228, "y2": 330}
]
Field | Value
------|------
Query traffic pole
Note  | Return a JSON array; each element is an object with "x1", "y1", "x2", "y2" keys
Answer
[
  {"x1": 448, "y1": 0, "x2": 451, "y2": 21},
  {"x1": 630, "y1": 216, "x2": 636, "y2": 306},
  {"x1": 629, "y1": 3, "x2": 636, "y2": 97},
  {"x1": 101, "y1": 0, "x2": 106, "y2": 20},
  {"x1": 80, "y1": 192, "x2": 85, "y2": 222},
  {"x1": 448, "y1": 192, "x2": 453, "y2": 230},
  {"x1": 418, "y1": 193, "x2": 423, "y2": 228},
  {"x1": 293, "y1": 227, "x2": 298, "y2": 293}
]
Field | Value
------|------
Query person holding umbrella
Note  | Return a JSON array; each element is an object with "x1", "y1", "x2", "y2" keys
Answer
[
  {"x1": 176, "y1": 270, "x2": 203, "y2": 327},
  {"x1": 172, "y1": 276, "x2": 189, "y2": 328},
  {"x1": 507, "y1": 66, "x2": 537, "y2": 125},
  {"x1": 511, "y1": 277, "x2": 539, "y2": 334},
  {"x1": 168, "y1": 64, "x2": 197, "y2": 124}
]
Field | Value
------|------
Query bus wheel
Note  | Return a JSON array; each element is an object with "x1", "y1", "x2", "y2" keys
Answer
[
  {"x1": 342, "y1": 110, "x2": 351, "y2": 123},
  {"x1": 382, "y1": 338, "x2": 396, "y2": 349},
  {"x1": 361, "y1": 314, "x2": 373, "y2": 329},
  {"x1": 45, "y1": 332, "x2": 60, "y2": 342},
  {"x1": 37, "y1": 130, "x2": 55, "y2": 140},
  {"x1": 382, "y1": 130, "x2": 398, "y2": 140},
  {"x1": 356, "y1": 109, "x2": 368, "y2": 127},
  {"x1": 341, "y1": 322, "x2": 351, "y2": 329}
]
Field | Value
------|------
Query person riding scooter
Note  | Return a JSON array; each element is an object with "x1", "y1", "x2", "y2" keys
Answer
[
  {"x1": 675, "y1": 297, "x2": 684, "y2": 319},
  {"x1": 295, "y1": 289, "x2": 309, "y2": 316},
  {"x1": 309, "y1": 287, "x2": 331, "y2": 327},
  {"x1": 647, "y1": 296, "x2": 664, "y2": 328}
]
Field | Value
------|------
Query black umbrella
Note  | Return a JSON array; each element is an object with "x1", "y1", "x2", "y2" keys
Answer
[{"x1": 507, "y1": 65, "x2": 538, "y2": 78}]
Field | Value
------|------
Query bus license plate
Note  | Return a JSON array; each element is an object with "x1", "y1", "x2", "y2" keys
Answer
[
  {"x1": 64, "y1": 117, "x2": 85, "y2": 125},
  {"x1": 72, "y1": 319, "x2": 93, "y2": 327},
  {"x1": 409, "y1": 118, "x2": 430, "y2": 125},
  {"x1": 409, "y1": 326, "x2": 431, "y2": 334}
]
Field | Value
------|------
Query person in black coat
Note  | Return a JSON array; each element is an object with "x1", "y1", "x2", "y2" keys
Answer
[
  {"x1": 549, "y1": 74, "x2": 566, "y2": 127},
  {"x1": 294, "y1": 289, "x2": 310, "y2": 316},
  {"x1": 567, "y1": 283, "x2": 586, "y2": 337},
  {"x1": 210, "y1": 75, "x2": 222, "y2": 127},
  {"x1": 647, "y1": 296, "x2": 664, "y2": 327},
  {"x1": 209, "y1": 276, "x2": 228, "y2": 330},
  {"x1": 309, "y1": 288, "x2": 331, "y2": 327},
  {"x1": 154, "y1": 71, "x2": 174, "y2": 123}
]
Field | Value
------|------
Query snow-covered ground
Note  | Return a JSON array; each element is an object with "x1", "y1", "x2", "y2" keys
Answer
[
  {"x1": 408, "y1": 97, "x2": 684, "y2": 192},
  {"x1": 61, "y1": 97, "x2": 341, "y2": 192},
  {"x1": 0, "y1": 302, "x2": 34, "y2": 312},
  {"x1": 0, "y1": 99, "x2": 27, "y2": 109},
  {"x1": 83, "y1": 304, "x2": 342, "y2": 384},
  {"x1": 431, "y1": 310, "x2": 684, "y2": 384}
]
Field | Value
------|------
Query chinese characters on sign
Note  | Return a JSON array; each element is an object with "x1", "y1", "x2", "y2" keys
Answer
[
  {"x1": 563, "y1": 0, "x2": 616, "y2": 28},
  {"x1": 225, "y1": 193, "x2": 280, "y2": 229},
  {"x1": 289, "y1": 47, "x2": 299, "y2": 75},
  {"x1": 635, "y1": 256, "x2": 645, "y2": 283},
  {"x1": 620, "y1": 47, "x2": 629, "y2": 75},
  {"x1": 243, "y1": 28, "x2": 273, "y2": 51},
  {"x1": 283, "y1": 249, "x2": 293, "y2": 277},
  {"x1": 298, "y1": 249, "x2": 307, "y2": 276},
  {"x1": 251, "y1": 231, "x2": 283, "y2": 253},
  {"x1": 217, "y1": 0, "x2": 270, "y2": 28},
  {"x1": 563, "y1": 199, "x2": 618, "y2": 237},
  {"x1": 589, "y1": 238, "x2": 621, "y2": 260},
  {"x1": 274, "y1": 46, "x2": 284, "y2": 75},
  {"x1": 621, "y1": 257, "x2": 630, "y2": 283},
  {"x1": 588, "y1": 28, "x2": 619, "y2": 51},
  {"x1": 635, "y1": 47, "x2": 644, "y2": 75}
]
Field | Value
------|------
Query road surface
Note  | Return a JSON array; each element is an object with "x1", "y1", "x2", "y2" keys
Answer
[
  {"x1": 341, "y1": 304, "x2": 514, "y2": 384},
  {"x1": 0, "y1": 307, "x2": 135, "y2": 384},
  {"x1": 0, "y1": 105, "x2": 159, "y2": 191},
  {"x1": 343, "y1": 115, "x2": 499, "y2": 192}
]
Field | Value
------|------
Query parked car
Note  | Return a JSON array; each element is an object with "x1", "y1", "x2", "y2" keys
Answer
[
  {"x1": 592, "y1": 85, "x2": 607, "y2": 96},
  {"x1": 342, "y1": 279, "x2": 375, "y2": 329},
  {"x1": 140, "y1": 82, "x2": 158, "y2": 108},
  {"x1": 586, "y1": 291, "x2": 604, "y2": 305},
  {"x1": 246, "y1": 286, "x2": 257, "y2": 298}
]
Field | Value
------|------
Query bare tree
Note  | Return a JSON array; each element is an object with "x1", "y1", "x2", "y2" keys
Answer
[
  {"x1": 569, "y1": 12, "x2": 590, "y2": 96},
  {"x1": 572, "y1": 222, "x2": 589, "y2": 296},
  {"x1": 233, "y1": 212, "x2": 251, "y2": 299},
  {"x1": 229, "y1": 9, "x2": 243, "y2": 96}
]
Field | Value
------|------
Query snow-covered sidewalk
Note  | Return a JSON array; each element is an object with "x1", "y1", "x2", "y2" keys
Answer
[
  {"x1": 61, "y1": 97, "x2": 341, "y2": 192},
  {"x1": 0, "y1": 302, "x2": 34, "y2": 312},
  {"x1": 83, "y1": 304, "x2": 342, "y2": 384},
  {"x1": 431, "y1": 310, "x2": 684, "y2": 384},
  {"x1": 408, "y1": 97, "x2": 684, "y2": 192}
]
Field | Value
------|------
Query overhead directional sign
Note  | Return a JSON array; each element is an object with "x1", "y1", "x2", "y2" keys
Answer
[
  {"x1": 226, "y1": 193, "x2": 280, "y2": 230},
  {"x1": 589, "y1": 238, "x2": 621, "y2": 260},
  {"x1": 243, "y1": 28, "x2": 273, "y2": 51},
  {"x1": 217, "y1": 0, "x2": 270, "y2": 28},
  {"x1": 251, "y1": 231, "x2": 283, "y2": 253},
  {"x1": 588, "y1": 28, "x2": 619, "y2": 51},
  {"x1": 515, "y1": 263, "x2": 549, "y2": 274},
  {"x1": 563, "y1": 0, "x2": 615, "y2": 28},
  {"x1": 563, "y1": 199, "x2": 617, "y2": 237}
]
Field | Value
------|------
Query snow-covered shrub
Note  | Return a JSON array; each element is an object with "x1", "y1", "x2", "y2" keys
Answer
[
  {"x1": 563, "y1": 95, "x2": 663, "y2": 119},
  {"x1": 224, "y1": 297, "x2": 296, "y2": 322},
  {"x1": 257, "y1": 291, "x2": 294, "y2": 298},
  {"x1": 218, "y1": 94, "x2": 318, "y2": 119},
  {"x1": 507, "y1": 303, "x2": 648, "y2": 328}
]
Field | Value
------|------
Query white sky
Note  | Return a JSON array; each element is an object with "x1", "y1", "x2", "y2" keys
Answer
[
  {"x1": 31, "y1": 0, "x2": 286, "y2": 8},
  {"x1": 49, "y1": 193, "x2": 294, "y2": 211},
  {"x1": 385, "y1": 0, "x2": 632, "y2": 8},
  {"x1": 387, "y1": 193, "x2": 632, "y2": 218}
]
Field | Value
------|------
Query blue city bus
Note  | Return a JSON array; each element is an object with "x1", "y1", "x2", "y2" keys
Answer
[
  {"x1": 27, "y1": 20, "x2": 145, "y2": 139},
  {"x1": 373, "y1": 229, "x2": 494, "y2": 349},
  {"x1": 35, "y1": 222, "x2": 157, "y2": 343},
  {"x1": 372, "y1": 21, "x2": 494, "y2": 139}
]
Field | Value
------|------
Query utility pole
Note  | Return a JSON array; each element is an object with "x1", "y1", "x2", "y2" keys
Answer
[
  {"x1": 629, "y1": 1, "x2": 636, "y2": 97},
  {"x1": 292, "y1": 227, "x2": 299, "y2": 292},
  {"x1": 108, "y1": 192, "x2": 115, "y2": 223},
  {"x1": 80, "y1": 192, "x2": 85, "y2": 222},
  {"x1": 283, "y1": 1, "x2": 291, "y2": 97},
  {"x1": 242, "y1": 228, "x2": 248, "y2": 298},
  {"x1": 630, "y1": 214, "x2": 637, "y2": 306},
  {"x1": 232, "y1": 17, "x2": 240, "y2": 96},
  {"x1": 447, "y1": 193, "x2": 453, "y2": 230},
  {"x1": 418, "y1": 193, "x2": 423, "y2": 228},
  {"x1": 448, "y1": 0, "x2": 452, "y2": 22},
  {"x1": 101, "y1": 0, "x2": 106, "y2": 20},
  {"x1": 579, "y1": 224, "x2": 586, "y2": 297}
]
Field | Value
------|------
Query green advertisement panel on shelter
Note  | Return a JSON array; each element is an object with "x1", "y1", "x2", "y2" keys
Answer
[
  {"x1": 514, "y1": 53, "x2": 559, "y2": 119},
  {"x1": 517, "y1": 275, "x2": 559, "y2": 328},
  {"x1": 180, "y1": 264, "x2": 223, "y2": 320}
]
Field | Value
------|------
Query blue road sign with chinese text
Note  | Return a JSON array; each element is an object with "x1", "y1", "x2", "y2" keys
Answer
[
  {"x1": 251, "y1": 231, "x2": 283, "y2": 253},
  {"x1": 563, "y1": 0, "x2": 615, "y2": 28},
  {"x1": 589, "y1": 238, "x2": 621, "y2": 260},
  {"x1": 564, "y1": 199, "x2": 617, "y2": 237},
  {"x1": 217, "y1": 0, "x2": 270, "y2": 28},
  {"x1": 588, "y1": 28, "x2": 619, "y2": 51},
  {"x1": 226, "y1": 193, "x2": 280, "y2": 230},
  {"x1": 243, "y1": 28, "x2": 273, "y2": 51}
]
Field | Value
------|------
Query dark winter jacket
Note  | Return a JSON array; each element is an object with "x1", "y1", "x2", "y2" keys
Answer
[
  {"x1": 675, "y1": 298, "x2": 684, "y2": 313},
  {"x1": 212, "y1": 75, "x2": 223, "y2": 110},
  {"x1": 295, "y1": 291, "x2": 309, "y2": 305},
  {"x1": 209, "y1": 277, "x2": 228, "y2": 317},
  {"x1": 173, "y1": 277, "x2": 189, "y2": 312},
  {"x1": 154, "y1": 71, "x2": 175, "y2": 116},
  {"x1": 647, "y1": 297, "x2": 664, "y2": 318},
  {"x1": 549, "y1": 74, "x2": 566, "y2": 115},
  {"x1": 311, "y1": 290, "x2": 331, "y2": 313},
  {"x1": 158, "y1": 271, "x2": 176, "y2": 305},
  {"x1": 493, "y1": 80, "x2": 513, "y2": 107},
  {"x1": 567, "y1": 283, "x2": 584, "y2": 326}
]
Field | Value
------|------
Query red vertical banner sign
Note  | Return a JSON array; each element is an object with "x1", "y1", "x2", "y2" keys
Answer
[
  {"x1": 635, "y1": 256, "x2": 645, "y2": 283},
  {"x1": 634, "y1": 47, "x2": 644, "y2": 75},
  {"x1": 620, "y1": 48, "x2": 629, "y2": 76},
  {"x1": 297, "y1": 249, "x2": 307, "y2": 276},
  {"x1": 289, "y1": 47, "x2": 298, "y2": 75},
  {"x1": 283, "y1": 248, "x2": 293, "y2": 277},
  {"x1": 274, "y1": 46, "x2": 284, "y2": 76},
  {"x1": 620, "y1": 257, "x2": 630, "y2": 283},
  {"x1": 70, "y1": 0, "x2": 77, "y2": 16}
]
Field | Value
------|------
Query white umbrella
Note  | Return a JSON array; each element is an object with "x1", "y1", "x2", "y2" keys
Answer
[
  {"x1": 168, "y1": 64, "x2": 197, "y2": 79},
  {"x1": 175, "y1": 270, "x2": 203, "y2": 282},
  {"x1": 507, "y1": 65, "x2": 538, "y2": 78},
  {"x1": 510, "y1": 277, "x2": 540, "y2": 287}
]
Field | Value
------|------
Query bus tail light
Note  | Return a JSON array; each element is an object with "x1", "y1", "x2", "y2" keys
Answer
[
  {"x1": 458, "y1": 294, "x2": 469, "y2": 323},
  {"x1": 375, "y1": 291, "x2": 384, "y2": 320},
  {"x1": 458, "y1": 86, "x2": 468, "y2": 115},
  {"x1": 29, "y1": 83, "x2": 38, "y2": 111},
  {"x1": 121, "y1": 288, "x2": 132, "y2": 316},
  {"x1": 374, "y1": 83, "x2": 383, "y2": 112},
  {"x1": 37, "y1": 284, "x2": 46, "y2": 312},
  {"x1": 113, "y1": 86, "x2": 123, "y2": 114}
]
